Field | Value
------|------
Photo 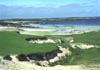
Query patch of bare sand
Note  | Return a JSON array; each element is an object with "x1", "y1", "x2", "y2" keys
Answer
[
  {"x1": 0, "y1": 59, "x2": 87, "y2": 70},
  {"x1": 70, "y1": 43, "x2": 95, "y2": 49}
]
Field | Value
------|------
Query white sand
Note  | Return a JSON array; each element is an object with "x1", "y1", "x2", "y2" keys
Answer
[
  {"x1": 70, "y1": 43, "x2": 95, "y2": 49},
  {"x1": 0, "y1": 25, "x2": 100, "y2": 36},
  {"x1": 19, "y1": 28, "x2": 52, "y2": 32},
  {"x1": 29, "y1": 39, "x2": 55, "y2": 44},
  {"x1": 1, "y1": 58, "x2": 99, "y2": 70},
  {"x1": 0, "y1": 58, "x2": 87, "y2": 70},
  {"x1": 49, "y1": 46, "x2": 71, "y2": 63}
]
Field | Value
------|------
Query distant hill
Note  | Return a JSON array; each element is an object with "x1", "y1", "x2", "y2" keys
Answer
[{"x1": 0, "y1": 17, "x2": 100, "y2": 22}]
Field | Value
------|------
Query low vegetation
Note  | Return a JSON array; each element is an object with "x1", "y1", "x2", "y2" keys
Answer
[
  {"x1": 0, "y1": 30, "x2": 100, "y2": 66},
  {"x1": 70, "y1": 31, "x2": 100, "y2": 45},
  {"x1": 51, "y1": 47, "x2": 100, "y2": 66},
  {"x1": 49, "y1": 31, "x2": 100, "y2": 66}
]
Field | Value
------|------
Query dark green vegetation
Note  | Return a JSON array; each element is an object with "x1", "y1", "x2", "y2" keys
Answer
[{"x1": 0, "y1": 31, "x2": 57, "y2": 55}]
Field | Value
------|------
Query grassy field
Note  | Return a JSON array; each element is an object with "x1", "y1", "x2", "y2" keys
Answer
[
  {"x1": 0, "y1": 31, "x2": 57, "y2": 55},
  {"x1": 72, "y1": 31, "x2": 100, "y2": 45},
  {"x1": 0, "y1": 31, "x2": 100, "y2": 66}
]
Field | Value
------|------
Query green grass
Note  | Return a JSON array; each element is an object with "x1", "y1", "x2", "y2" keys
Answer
[
  {"x1": 50, "y1": 47, "x2": 100, "y2": 66},
  {"x1": 0, "y1": 31, "x2": 57, "y2": 55},
  {"x1": 70, "y1": 31, "x2": 100, "y2": 45},
  {"x1": 67, "y1": 31, "x2": 100, "y2": 65},
  {"x1": 48, "y1": 31, "x2": 100, "y2": 47},
  {"x1": 49, "y1": 31, "x2": 100, "y2": 66},
  {"x1": 75, "y1": 48, "x2": 100, "y2": 64},
  {"x1": 49, "y1": 31, "x2": 100, "y2": 45},
  {"x1": 68, "y1": 47, "x2": 100, "y2": 65}
]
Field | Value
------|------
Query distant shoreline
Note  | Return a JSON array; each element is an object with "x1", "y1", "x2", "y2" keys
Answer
[{"x1": 0, "y1": 17, "x2": 100, "y2": 21}]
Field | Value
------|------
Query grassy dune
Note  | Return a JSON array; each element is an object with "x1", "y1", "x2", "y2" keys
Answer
[{"x1": 50, "y1": 31, "x2": 100, "y2": 65}]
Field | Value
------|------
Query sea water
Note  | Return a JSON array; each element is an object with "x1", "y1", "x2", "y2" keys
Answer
[{"x1": 22, "y1": 19, "x2": 100, "y2": 35}]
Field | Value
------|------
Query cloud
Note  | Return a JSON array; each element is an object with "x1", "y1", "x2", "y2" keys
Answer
[{"x1": 0, "y1": 4, "x2": 100, "y2": 19}]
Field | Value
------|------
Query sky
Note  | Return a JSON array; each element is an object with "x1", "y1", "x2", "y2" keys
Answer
[
  {"x1": 0, "y1": 0, "x2": 100, "y2": 7},
  {"x1": 0, "y1": 0, "x2": 100, "y2": 19}
]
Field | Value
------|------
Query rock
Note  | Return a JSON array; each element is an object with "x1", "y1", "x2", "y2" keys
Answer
[
  {"x1": 26, "y1": 37, "x2": 48, "y2": 41},
  {"x1": 27, "y1": 54, "x2": 44, "y2": 61},
  {"x1": 16, "y1": 31, "x2": 20, "y2": 34},
  {"x1": 45, "y1": 49, "x2": 62, "y2": 60},
  {"x1": 3, "y1": 55, "x2": 12, "y2": 61},
  {"x1": 16, "y1": 54, "x2": 29, "y2": 61},
  {"x1": 60, "y1": 40, "x2": 64, "y2": 43}
]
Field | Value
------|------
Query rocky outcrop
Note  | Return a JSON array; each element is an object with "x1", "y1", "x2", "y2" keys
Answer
[
  {"x1": 3, "y1": 47, "x2": 63, "y2": 61},
  {"x1": 45, "y1": 49, "x2": 62, "y2": 60},
  {"x1": 3, "y1": 55, "x2": 12, "y2": 61},
  {"x1": 26, "y1": 48, "x2": 62, "y2": 61},
  {"x1": 16, "y1": 54, "x2": 29, "y2": 61},
  {"x1": 2, "y1": 46, "x2": 71, "y2": 67},
  {"x1": 26, "y1": 37, "x2": 48, "y2": 41},
  {"x1": 27, "y1": 54, "x2": 44, "y2": 61},
  {"x1": 26, "y1": 37, "x2": 55, "y2": 44}
]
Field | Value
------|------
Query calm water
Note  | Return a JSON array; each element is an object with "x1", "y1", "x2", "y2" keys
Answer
[
  {"x1": 22, "y1": 19, "x2": 100, "y2": 34},
  {"x1": 27, "y1": 19, "x2": 100, "y2": 26}
]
